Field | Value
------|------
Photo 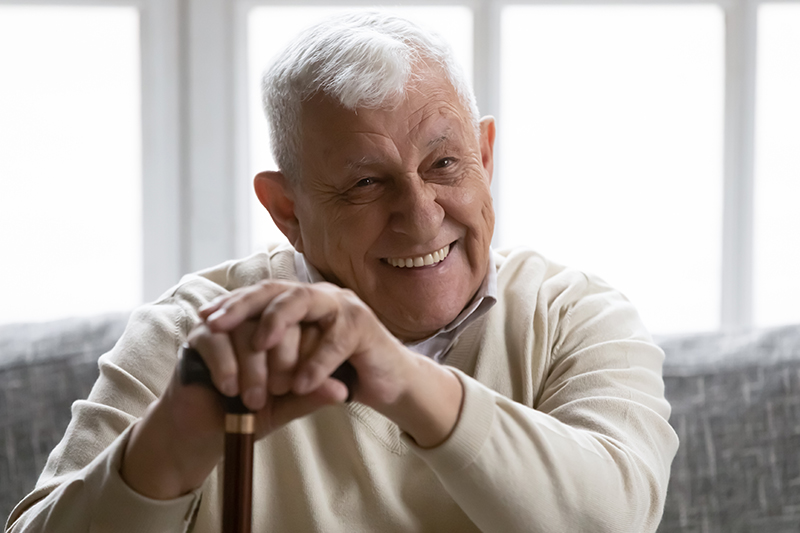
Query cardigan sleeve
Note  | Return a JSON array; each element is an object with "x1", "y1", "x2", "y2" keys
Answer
[
  {"x1": 6, "y1": 424, "x2": 202, "y2": 533},
  {"x1": 406, "y1": 268, "x2": 679, "y2": 533}
]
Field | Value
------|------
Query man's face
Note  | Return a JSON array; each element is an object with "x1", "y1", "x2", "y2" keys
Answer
[{"x1": 289, "y1": 67, "x2": 495, "y2": 341}]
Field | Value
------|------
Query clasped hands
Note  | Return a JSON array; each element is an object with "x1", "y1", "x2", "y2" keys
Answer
[
  {"x1": 122, "y1": 280, "x2": 463, "y2": 500},
  {"x1": 189, "y1": 280, "x2": 413, "y2": 432}
]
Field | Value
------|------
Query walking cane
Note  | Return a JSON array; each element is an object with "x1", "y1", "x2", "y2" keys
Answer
[{"x1": 178, "y1": 343, "x2": 357, "y2": 533}]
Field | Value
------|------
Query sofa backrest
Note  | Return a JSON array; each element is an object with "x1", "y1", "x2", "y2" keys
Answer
[
  {"x1": 0, "y1": 313, "x2": 128, "y2": 523},
  {"x1": 658, "y1": 325, "x2": 800, "y2": 533}
]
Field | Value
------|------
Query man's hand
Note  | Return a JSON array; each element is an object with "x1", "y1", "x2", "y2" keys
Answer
[
  {"x1": 120, "y1": 280, "x2": 463, "y2": 501},
  {"x1": 198, "y1": 281, "x2": 413, "y2": 409},
  {"x1": 198, "y1": 281, "x2": 464, "y2": 447},
  {"x1": 120, "y1": 294, "x2": 347, "y2": 500}
]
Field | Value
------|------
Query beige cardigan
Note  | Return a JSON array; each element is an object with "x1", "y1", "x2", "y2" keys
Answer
[{"x1": 7, "y1": 245, "x2": 678, "y2": 533}]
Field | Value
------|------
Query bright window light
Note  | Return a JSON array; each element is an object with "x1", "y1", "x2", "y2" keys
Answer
[
  {"x1": 0, "y1": 6, "x2": 142, "y2": 324},
  {"x1": 247, "y1": 6, "x2": 473, "y2": 253},
  {"x1": 498, "y1": 5, "x2": 724, "y2": 335},
  {"x1": 754, "y1": 4, "x2": 800, "y2": 328}
]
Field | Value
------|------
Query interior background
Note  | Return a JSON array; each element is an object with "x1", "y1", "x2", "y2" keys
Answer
[{"x1": 1, "y1": 0, "x2": 798, "y2": 336}]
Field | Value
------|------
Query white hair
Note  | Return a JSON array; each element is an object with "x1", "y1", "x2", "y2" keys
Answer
[{"x1": 261, "y1": 11, "x2": 480, "y2": 183}]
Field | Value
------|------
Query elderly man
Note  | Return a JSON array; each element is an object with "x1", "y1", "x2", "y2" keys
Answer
[{"x1": 7, "y1": 11, "x2": 678, "y2": 533}]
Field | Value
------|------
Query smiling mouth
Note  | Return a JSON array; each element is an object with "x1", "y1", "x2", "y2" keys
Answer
[{"x1": 385, "y1": 243, "x2": 452, "y2": 268}]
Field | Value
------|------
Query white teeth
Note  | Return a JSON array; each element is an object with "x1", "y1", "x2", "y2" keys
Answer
[{"x1": 387, "y1": 244, "x2": 451, "y2": 268}]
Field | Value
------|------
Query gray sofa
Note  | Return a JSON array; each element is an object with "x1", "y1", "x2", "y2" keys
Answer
[{"x1": 3, "y1": 313, "x2": 800, "y2": 531}]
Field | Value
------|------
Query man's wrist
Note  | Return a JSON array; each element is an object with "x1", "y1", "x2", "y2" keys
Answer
[
  {"x1": 379, "y1": 354, "x2": 464, "y2": 449},
  {"x1": 120, "y1": 401, "x2": 221, "y2": 500}
]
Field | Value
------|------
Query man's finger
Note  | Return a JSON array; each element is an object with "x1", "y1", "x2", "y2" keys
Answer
[
  {"x1": 187, "y1": 324, "x2": 240, "y2": 397},
  {"x1": 205, "y1": 281, "x2": 294, "y2": 333},
  {"x1": 253, "y1": 284, "x2": 343, "y2": 351},
  {"x1": 292, "y1": 313, "x2": 356, "y2": 395},
  {"x1": 231, "y1": 321, "x2": 268, "y2": 411},
  {"x1": 266, "y1": 324, "x2": 301, "y2": 396},
  {"x1": 198, "y1": 295, "x2": 226, "y2": 320},
  {"x1": 264, "y1": 378, "x2": 349, "y2": 432}
]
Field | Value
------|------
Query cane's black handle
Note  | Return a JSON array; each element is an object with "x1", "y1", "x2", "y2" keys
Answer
[
  {"x1": 178, "y1": 344, "x2": 358, "y2": 407},
  {"x1": 330, "y1": 358, "x2": 358, "y2": 402},
  {"x1": 179, "y1": 344, "x2": 251, "y2": 413}
]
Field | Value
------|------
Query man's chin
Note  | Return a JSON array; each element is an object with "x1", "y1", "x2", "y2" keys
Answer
[
  {"x1": 364, "y1": 269, "x2": 479, "y2": 341},
  {"x1": 378, "y1": 302, "x2": 466, "y2": 343}
]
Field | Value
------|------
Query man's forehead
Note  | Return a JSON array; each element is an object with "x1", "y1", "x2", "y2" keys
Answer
[
  {"x1": 341, "y1": 128, "x2": 453, "y2": 169},
  {"x1": 338, "y1": 118, "x2": 463, "y2": 165},
  {"x1": 298, "y1": 68, "x2": 474, "y2": 169},
  {"x1": 306, "y1": 98, "x2": 466, "y2": 143}
]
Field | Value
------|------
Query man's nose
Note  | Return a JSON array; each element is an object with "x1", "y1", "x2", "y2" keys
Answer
[{"x1": 387, "y1": 176, "x2": 444, "y2": 242}]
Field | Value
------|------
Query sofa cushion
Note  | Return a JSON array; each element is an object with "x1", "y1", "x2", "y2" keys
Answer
[{"x1": 658, "y1": 324, "x2": 800, "y2": 533}]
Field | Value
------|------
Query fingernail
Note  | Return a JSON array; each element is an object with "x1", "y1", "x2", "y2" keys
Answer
[
  {"x1": 244, "y1": 387, "x2": 265, "y2": 409},
  {"x1": 220, "y1": 377, "x2": 238, "y2": 397},
  {"x1": 208, "y1": 308, "x2": 227, "y2": 322}
]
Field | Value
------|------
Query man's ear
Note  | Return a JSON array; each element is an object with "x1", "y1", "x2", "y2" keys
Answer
[
  {"x1": 253, "y1": 171, "x2": 304, "y2": 252},
  {"x1": 479, "y1": 116, "x2": 496, "y2": 184}
]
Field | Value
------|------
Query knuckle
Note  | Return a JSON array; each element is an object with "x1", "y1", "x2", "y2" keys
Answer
[
  {"x1": 269, "y1": 354, "x2": 292, "y2": 372},
  {"x1": 321, "y1": 323, "x2": 342, "y2": 348},
  {"x1": 257, "y1": 279, "x2": 280, "y2": 290},
  {"x1": 318, "y1": 281, "x2": 338, "y2": 292},
  {"x1": 258, "y1": 309, "x2": 280, "y2": 332},
  {"x1": 321, "y1": 324, "x2": 352, "y2": 360},
  {"x1": 304, "y1": 357, "x2": 329, "y2": 380},
  {"x1": 294, "y1": 284, "x2": 313, "y2": 300},
  {"x1": 340, "y1": 289, "x2": 366, "y2": 312},
  {"x1": 339, "y1": 287, "x2": 358, "y2": 300},
  {"x1": 244, "y1": 359, "x2": 266, "y2": 381},
  {"x1": 348, "y1": 299, "x2": 371, "y2": 323}
]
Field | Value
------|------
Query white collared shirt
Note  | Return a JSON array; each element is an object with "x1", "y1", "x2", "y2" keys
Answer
[{"x1": 294, "y1": 251, "x2": 497, "y2": 363}]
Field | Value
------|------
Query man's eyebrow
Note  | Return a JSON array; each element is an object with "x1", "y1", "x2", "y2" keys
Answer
[
  {"x1": 427, "y1": 131, "x2": 450, "y2": 148},
  {"x1": 344, "y1": 156, "x2": 384, "y2": 170},
  {"x1": 343, "y1": 131, "x2": 453, "y2": 169}
]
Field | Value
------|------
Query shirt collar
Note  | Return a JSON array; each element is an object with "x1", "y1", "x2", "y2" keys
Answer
[
  {"x1": 294, "y1": 251, "x2": 324, "y2": 284},
  {"x1": 426, "y1": 252, "x2": 497, "y2": 334}
]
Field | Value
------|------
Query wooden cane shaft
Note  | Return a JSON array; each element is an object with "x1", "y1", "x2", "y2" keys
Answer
[
  {"x1": 179, "y1": 344, "x2": 356, "y2": 533},
  {"x1": 223, "y1": 414, "x2": 254, "y2": 533}
]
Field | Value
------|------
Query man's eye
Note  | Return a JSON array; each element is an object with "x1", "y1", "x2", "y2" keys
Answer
[
  {"x1": 355, "y1": 177, "x2": 376, "y2": 187},
  {"x1": 434, "y1": 157, "x2": 456, "y2": 169}
]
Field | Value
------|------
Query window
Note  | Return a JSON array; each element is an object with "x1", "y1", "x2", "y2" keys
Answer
[
  {"x1": 498, "y1": 5, "x2": 724, "y2": 334},
  {"x1": 3, "y1": 0, "x2": 798, "y2": 336},
  {"x1": 0, "y1": 5, "x2": 142, "y2": 324},
  {"x1": 754, "y1": 3, "x2": 800, "y2": 327}
]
